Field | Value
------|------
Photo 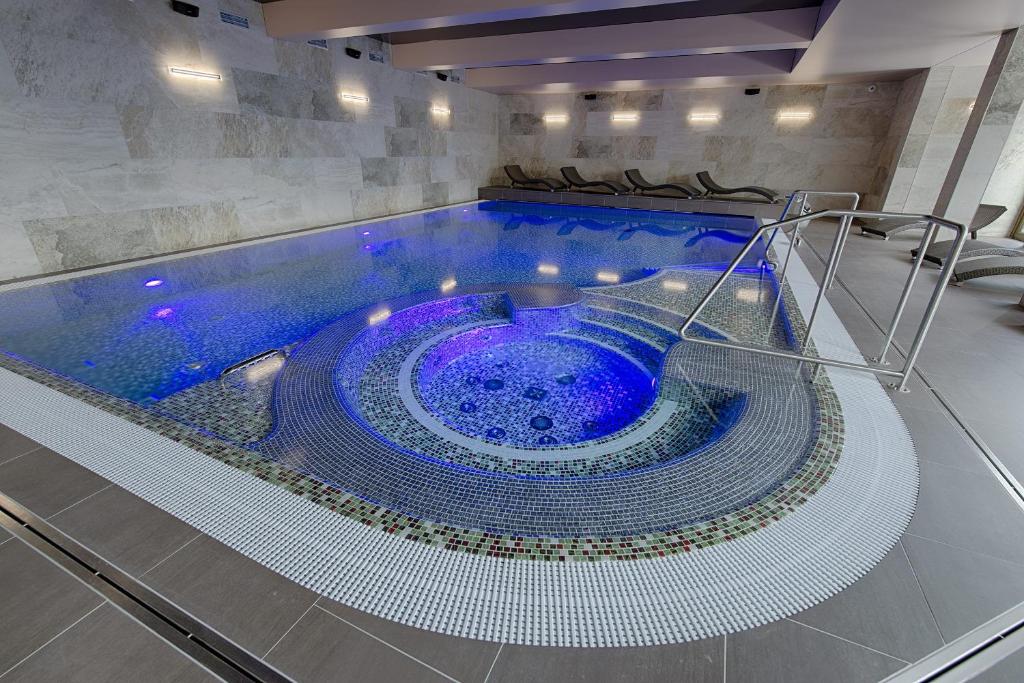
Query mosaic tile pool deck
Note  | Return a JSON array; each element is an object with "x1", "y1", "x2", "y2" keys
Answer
[{"x1": 0, "y1": 202, "x2": 917, "y2": 646}]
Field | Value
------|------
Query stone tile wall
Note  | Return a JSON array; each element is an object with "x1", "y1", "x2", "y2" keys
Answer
[
  {"x1": 0, "y1": 0, "x2": 500, "y2": 281},
  {"x1": 494, "y1": 82, "x2": 904, "y2": 210},
  {"x1": 880, "y1": 65, "x2": 987, "y2": 216}
]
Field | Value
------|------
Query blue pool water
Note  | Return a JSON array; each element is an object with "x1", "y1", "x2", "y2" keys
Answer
[{"x1": 0, "y1": 202, "x2": 762, "y2": 404}]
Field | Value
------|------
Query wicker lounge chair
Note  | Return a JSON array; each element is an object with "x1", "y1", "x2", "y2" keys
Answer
[
  {"x1": 952, "y1": 256, "x2": 1024, "y2": 283},
  {"x1": 624, "y1": 169, "x2": 699, "y2": 198},
  {"x1": 862, "y1": 204, "x2": 1006, "y2": 241},
  {"x1": 560, "y1": 167, "x2": 630, "y2": 195},
  {"x1": 696, "y1": 171, "x2": 779, "y2": 203},
  {"x1": 504, "y1": 165, "x2": 566, "y2": 191}
]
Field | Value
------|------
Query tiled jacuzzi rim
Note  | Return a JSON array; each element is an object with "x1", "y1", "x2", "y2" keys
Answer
[{"x1": 0, "y1": 227, "x2": 917, "y2": 646}]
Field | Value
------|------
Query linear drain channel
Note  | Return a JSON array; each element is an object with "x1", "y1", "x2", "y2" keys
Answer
[{"x1": 0, "y1": 493, "x2": 292, "y2": 683}]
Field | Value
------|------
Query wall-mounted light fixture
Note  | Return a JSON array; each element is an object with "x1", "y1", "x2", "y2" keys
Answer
[
  {"x1": 688, "y1": 111, "x2": 720, "y2": 123},
  {"x1": 168, "y1": 66, "x2": 221, "y2": 81},
  {"x1": 610, "y1": 111, "x2": 639, "y2": 122},
  {"x1": 542, "y1": 113, "x2": 568, "y2": 124},
  {"x1": 777, "y1": 110, "x2": 812, "y2": 122},
  {"x1": 537, "y1": 263, "x2": 560, "y2": 276},
  {"x1": 595, "y1": 271, "x2": 621, "y2": 284},
  {"x1": 341, "y1": 92, "x2": 369, "y2": 103},
  {"x1": 431, "y1": 105, "x2": 451, "y2": 116}
]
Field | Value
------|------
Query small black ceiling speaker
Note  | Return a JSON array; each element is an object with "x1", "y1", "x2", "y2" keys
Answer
[
  {"x1": 583, "y1": 93, "x2": 597, "y2": 101},
  {"x1": 344, "y1": 47, "x2": 362, "y2": 59},
  {"x1": 744, "y1": 87, "x2": 761, "y2": 96},
  {"x1": 171, "y1": 1, "x2": 199, "y2": 17},
  {"x1": 436, "y1": 72, "x2": 449, "y2": 82}
]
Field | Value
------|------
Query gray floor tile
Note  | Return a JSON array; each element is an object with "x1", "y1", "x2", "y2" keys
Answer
[
  {"x1": 266, "y1": 605, "x2": 450, "y2": 683},
  {"x1": 0, "y1": 448, "x2": 110, "y2": 518},
  {"x1": 318, "y1": 597, "x2": 501, "y2": 682},
  {"x1": 903, "y1": 534, "x2": 1024, "y2": 641},
  {"x1": 141, "y1": 533, "x2": 317, "y2": 656},
  {"x1": 726, "y1": 618, "x2": 904, "y2": 683},
  {"x1": 0, "y1": 424, "x2": 39, "y2": 465},
  {"x1": 967, "y1": 417, "x2": 1024, "y2": 481},
  {"x1": 908, "y1": 460, "x2": 1024, "y2": 566},
  {"x1": 49, "y1": 485, "x2": 200, "y2": 576},
  {"x1": 1, "y1": 603, "x2": 215, "y2": 682},
  {"x1": 969, "y1": 648, "x2": 1024, "y2": 682},
  {"x1": 0, "y1": 540, "x2": 103, "y2": 674},
  {"x1": 789, "y1": 543, "x2": 944, "y2": 662},
  {"x1": 488, "y1": 637, "x2": 723, "y2": 683},
  {"x1": 898, "y1": 405, "x2": 990, "y2": 475}
]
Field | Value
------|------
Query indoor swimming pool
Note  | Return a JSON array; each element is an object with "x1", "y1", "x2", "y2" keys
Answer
[{"x1": 0, "y1": 200, "x2": 917, "y2": 646}]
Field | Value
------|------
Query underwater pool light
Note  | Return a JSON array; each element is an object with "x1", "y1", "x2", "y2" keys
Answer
[
  {"x1": 537, "y1": 263, "x2": 560, "y2": 276},
  {"x1": 144, "y1": 279, "x2": 164, "y2": 287},
  {"x1": 440, "y1": 277, "x2": 458, "y2": 293},
  {"x1": 368, "y1": 308, "x2": 391, "y2": 325},
  {"x1": 595, "y1": 271, "x2": 621, "y2": 284},
  {"x1": 153, "y1": 307, "x2": 174, "y2": 319},
  {"x1": 735, "y1": 287, "x2": 765, "y2": 303},
  {"x1": 662, "y1": 279, "x2": 689, "y2": 292}
]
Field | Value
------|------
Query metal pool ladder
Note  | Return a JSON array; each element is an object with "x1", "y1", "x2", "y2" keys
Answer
[{"x1": 678, "y1": 190, "x2": 969, "y2": 392}]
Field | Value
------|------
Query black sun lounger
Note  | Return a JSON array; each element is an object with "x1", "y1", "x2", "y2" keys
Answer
[
  {"x1": 864, "y1": 203, "x2": 1006, "y2": 241},
  {"x1": 952, "y1": 255, "x2": 1024, "y2": 283},
  {"x1": 696, "y1": 171, "x2": 779, "y2": 203},
  {"x1": 504, "y1": 164, "x2": 567, "y2": 191},
  {"x1": 624, "y1": 169, "x2": 699, "y2": 198},
  {"x1": 560, "y1": 167, "x2": 630, "y2": 195},
  {"x1": 907, "y1": 206, "x2": 1013, "y2": 266}
]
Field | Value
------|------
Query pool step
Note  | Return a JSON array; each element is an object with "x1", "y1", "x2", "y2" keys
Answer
[
  {"x1": 565, "y1": 321, "x2": 665, "y2": 375},
  {"x1": 577, "y1": 305, "x2": 678, "y2": 352}
]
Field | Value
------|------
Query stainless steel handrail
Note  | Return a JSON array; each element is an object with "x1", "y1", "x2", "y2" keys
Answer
[
  {"x1": 678, "y1": 207, "x2": 968, "y2": 392},
  {"x1": 766, "y1": 190, "x2": 861, "y2": 290}
]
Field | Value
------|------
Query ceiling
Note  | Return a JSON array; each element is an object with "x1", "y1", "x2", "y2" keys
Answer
[{"x1": 260, "y1": 0, "x2": 1024, "y2": 92}]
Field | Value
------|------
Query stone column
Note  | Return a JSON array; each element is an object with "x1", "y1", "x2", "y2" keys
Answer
[{"x1": 933, "y1": 28, "x2": 1024, "y2": 226}]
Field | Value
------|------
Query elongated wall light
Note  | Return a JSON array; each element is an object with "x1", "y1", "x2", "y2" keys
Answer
[
  {"x1": 341, "y1": 92, "x2": 369, "y2": 103},
  {"x1": 777, "y1": 110, "x2": 812, "y2": 122},
  {"x1": 168, "y1": 66, "x2": 221, "y2": 80},
  {"x1": 543, "y1": 113, "x2": 568, "y2": 124},
  {"x1": 431, "y1": 105, "x2": 451, "y2": 116},
  {"x1": 688, "y1": 111, "x2": 720, "y2": 123},
  {"x1": 611, "y1": 111, "x2": 639, "y2": 122}
]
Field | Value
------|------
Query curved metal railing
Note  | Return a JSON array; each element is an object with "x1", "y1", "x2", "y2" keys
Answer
[{"x1": 678, "y1": 206, "x2": 968, "y2": 392}]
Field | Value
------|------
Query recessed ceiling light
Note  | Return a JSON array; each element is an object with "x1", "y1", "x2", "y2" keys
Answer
[{"x1": 168, "y1": 67, "x2": 221, "y2": 80}]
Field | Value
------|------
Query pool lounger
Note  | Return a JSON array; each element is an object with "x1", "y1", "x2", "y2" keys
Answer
[
  {"x1": 624, "y1": 169, "x2": 700, "y2": 198},
  {"x1": 952, "y1": 255, "x2": 1024, "y2": 283},
  {"x1": 560, "y1": 166, "x2": 631, "y2": 195},
  {"x1": 696, "y1": 171, "x2": 779, "y2": 203},
  {"x1": 862, "y1": 203, "x2": 1006, "y2": 241},
  {"x1": 504, "y1": 164, "x2": 567, "y2": 191},
  {"x1": 912, "y1": 239, "x2": 1023, "y2": 267}
]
